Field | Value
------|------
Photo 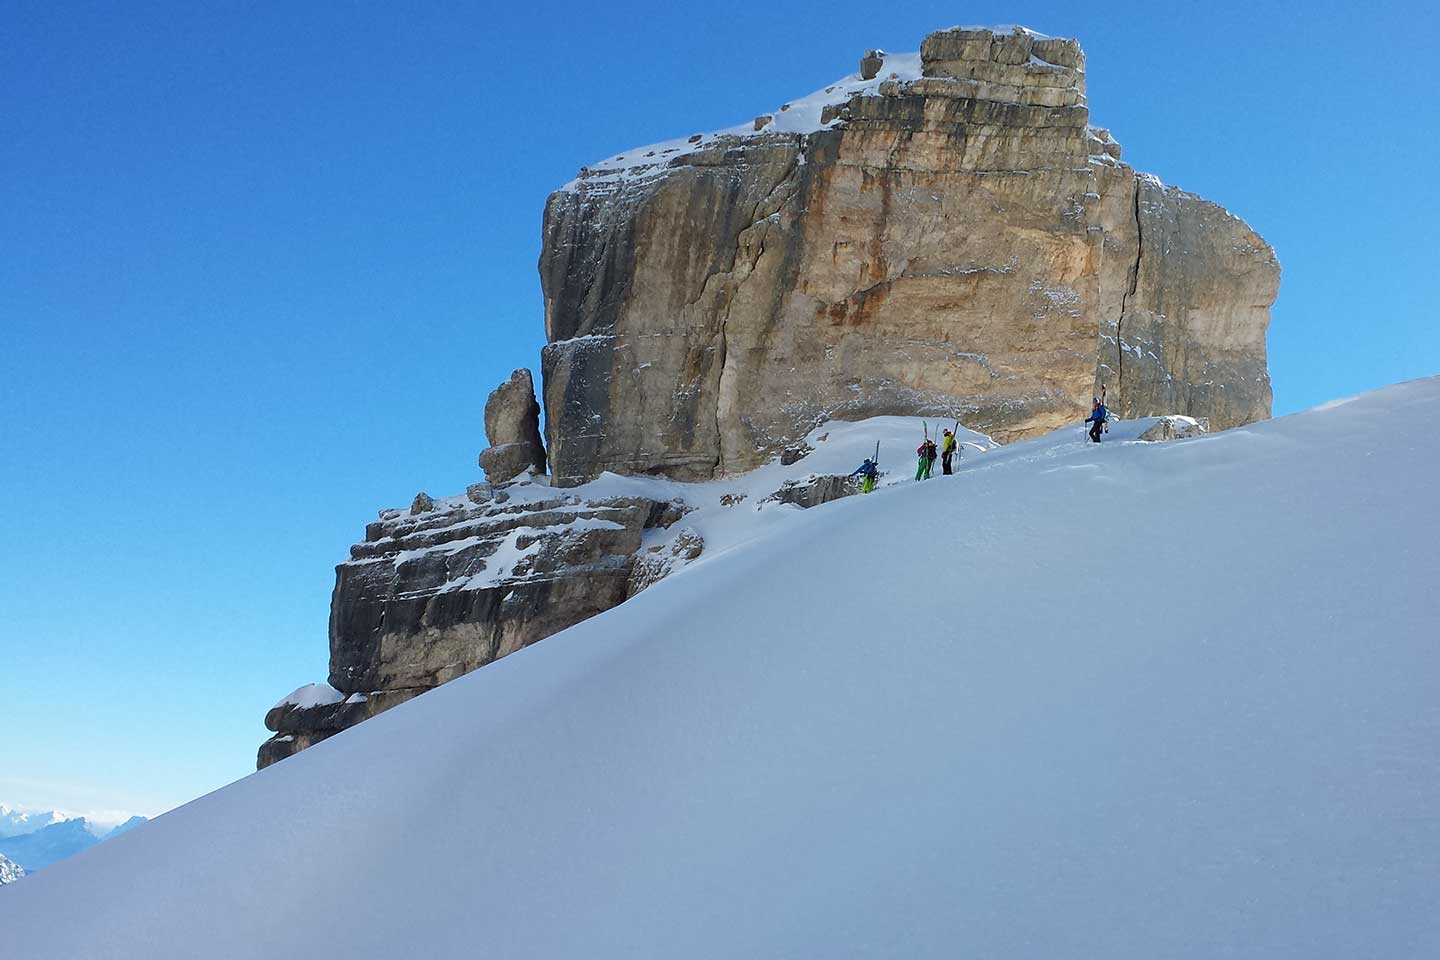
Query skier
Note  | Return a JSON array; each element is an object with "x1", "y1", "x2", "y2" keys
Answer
[
  {"x1": 915, "y1": 437, "x2": 938, "y2": 480},
  {"x1": 1085, "y1": 397, "x2": 1108, "y2": 443},
  {"x1": 850, "y1": 457, "x2": 879, "y2": 494},
  {"x1": 940, "y1": 428, "x2": 958, "y2": 475}
]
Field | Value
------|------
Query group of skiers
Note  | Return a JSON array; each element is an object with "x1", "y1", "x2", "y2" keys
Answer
[
  {"x1": 849, "y1": 389, "x2": 1112, "y2": 494},
  {"x1": 913, "y1": 428, "x2": 960, "y2": 480}
]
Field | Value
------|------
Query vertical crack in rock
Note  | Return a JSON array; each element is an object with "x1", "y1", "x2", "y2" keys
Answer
[
  {"x1": 713, "y1": 152, "x2": 803, "y2": 475},
  {"x1": 1114, "y1": 175, "x2": 1145, "y2": 411}
]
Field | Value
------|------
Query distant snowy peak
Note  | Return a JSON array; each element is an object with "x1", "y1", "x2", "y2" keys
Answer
[
  {"x1": 0, "y1": 852, "x2": 24, "y2": 885},
  {"x1": 0, "y1": 803, "x2": 65, "y2": 839}
]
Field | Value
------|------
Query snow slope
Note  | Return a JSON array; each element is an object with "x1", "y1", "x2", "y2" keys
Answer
[{"x1": 5, "y1": 378, "x2": 1439, "y2": 958}]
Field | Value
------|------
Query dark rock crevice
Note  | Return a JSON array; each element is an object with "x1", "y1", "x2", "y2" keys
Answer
[{"x1": 1114, "y1": 175, "x2": 1145, "y2": 410}]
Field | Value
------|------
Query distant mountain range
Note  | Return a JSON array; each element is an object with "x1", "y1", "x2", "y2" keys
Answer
[
  {"x1": 0, "y1": 804, "x2": 65, "y2": 838},
  {"x1": 0, "y1": 806, "x2": 147, "y2": 876}
]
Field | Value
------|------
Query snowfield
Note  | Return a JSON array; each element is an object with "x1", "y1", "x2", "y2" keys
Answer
[{"x1": 5, "y1": 378, "x2": 1439, "y2": 958}]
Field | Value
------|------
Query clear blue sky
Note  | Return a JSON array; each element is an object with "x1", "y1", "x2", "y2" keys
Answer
[{"x1": 3, "y1": 0, "x2": 1436, "y2": 818}]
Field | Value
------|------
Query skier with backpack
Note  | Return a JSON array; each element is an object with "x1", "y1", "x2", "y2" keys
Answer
[
  {"x1": 1085, "y1": 397, "x2": 1108, "y2": 443},
  {"x1": 850, "y1": 456, "x2": 879, "y2": 494},
  {"x1": 940, "y1": 428, "x2": 958, "y2": 475},
  {"x1": 915, "y1": 436, "x2": 938, "y2": 480}
]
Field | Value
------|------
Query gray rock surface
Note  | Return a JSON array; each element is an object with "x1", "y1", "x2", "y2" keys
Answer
[
  {"x1": 764, "y1": 474, "x2": 864, "y2": 509},
  {"x1": 627, "y1": 528, "x2": 705, "y2": 595},
  {"x1": 539, "y1": 25, "x2": 1277, "y2": 486}
]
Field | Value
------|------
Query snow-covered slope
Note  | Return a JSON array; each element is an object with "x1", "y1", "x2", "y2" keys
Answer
[{"x1": 6, "y1": 379, "x2": 1440, "y2": 958}]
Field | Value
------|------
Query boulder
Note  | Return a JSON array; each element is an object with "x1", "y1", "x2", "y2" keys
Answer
[
  {"x1": 780, "y1": 444, "x2": 813, "y2": 466},
  {"x1": 410, "y1": 491, "x2": 435, "y2": 514},
  {"x1": 859, "y1": 49, "x2": 884, "y2": 80},
  {"x1": 478, "y1": 369, "x2": 547, "y2": 483},
  {"x1": 1137, "y1": 415, "x2": 1208, "y2": 442},
  {"x1": 765, "y1": 474, "x2": 863, "y2": 509}
]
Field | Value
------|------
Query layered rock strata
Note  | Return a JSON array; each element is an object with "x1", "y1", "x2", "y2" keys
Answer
[
  {"x1": 258, "y1": 486, "x2": 689, "y2": 767},
  {"x1": 540, "y1": 25, "x2": 1278, "y2": 486}
]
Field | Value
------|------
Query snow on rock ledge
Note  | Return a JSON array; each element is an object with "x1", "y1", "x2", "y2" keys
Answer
[{"x1": 269, "y1": 683, "x2": 344, "y2": 713}]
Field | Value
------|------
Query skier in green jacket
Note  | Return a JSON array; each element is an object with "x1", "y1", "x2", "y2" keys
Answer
[{"x1": 915, "y1": 438, "x2": 937, "y2": 480}]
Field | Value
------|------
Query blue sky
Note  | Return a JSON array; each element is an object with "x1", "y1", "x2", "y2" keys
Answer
[{"x1": 3, "y1": 0, "x2": 1436, "y2": 817}]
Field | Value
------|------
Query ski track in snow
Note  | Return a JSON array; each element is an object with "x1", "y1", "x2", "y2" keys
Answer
[{"x1": 5, "y1": 378, "x2": 1440, "y2": 959}]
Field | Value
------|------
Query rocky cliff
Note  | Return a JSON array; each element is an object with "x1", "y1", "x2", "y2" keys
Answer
[
  {"x1": 540, "y1": 25, "x2": 1278, "y2": 485},
  {"x1": 259, "y1": 24, "x2": 1279, "y2": 766}
]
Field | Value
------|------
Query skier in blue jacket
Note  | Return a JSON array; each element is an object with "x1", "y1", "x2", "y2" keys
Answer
[
  {"x1": 850, "y1": 457, "x2": 879, "y2": 494},
  {"x1": 1085, "y1": 398, "x2": 1108, "y2": 443}
]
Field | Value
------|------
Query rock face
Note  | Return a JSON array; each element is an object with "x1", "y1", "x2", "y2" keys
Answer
[
  {"x1": 257, "y1": 486, "x2": 691, "y2": 767},
  {"x1": 540, "y1": 25, "x2": 1278, "y2": 486},
  {"x1": 477, "y1": 368, "x2": 547, "y2": 483},
  {"x1": 0, "y1": 852, "x2": 24, "y2": 885}
]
